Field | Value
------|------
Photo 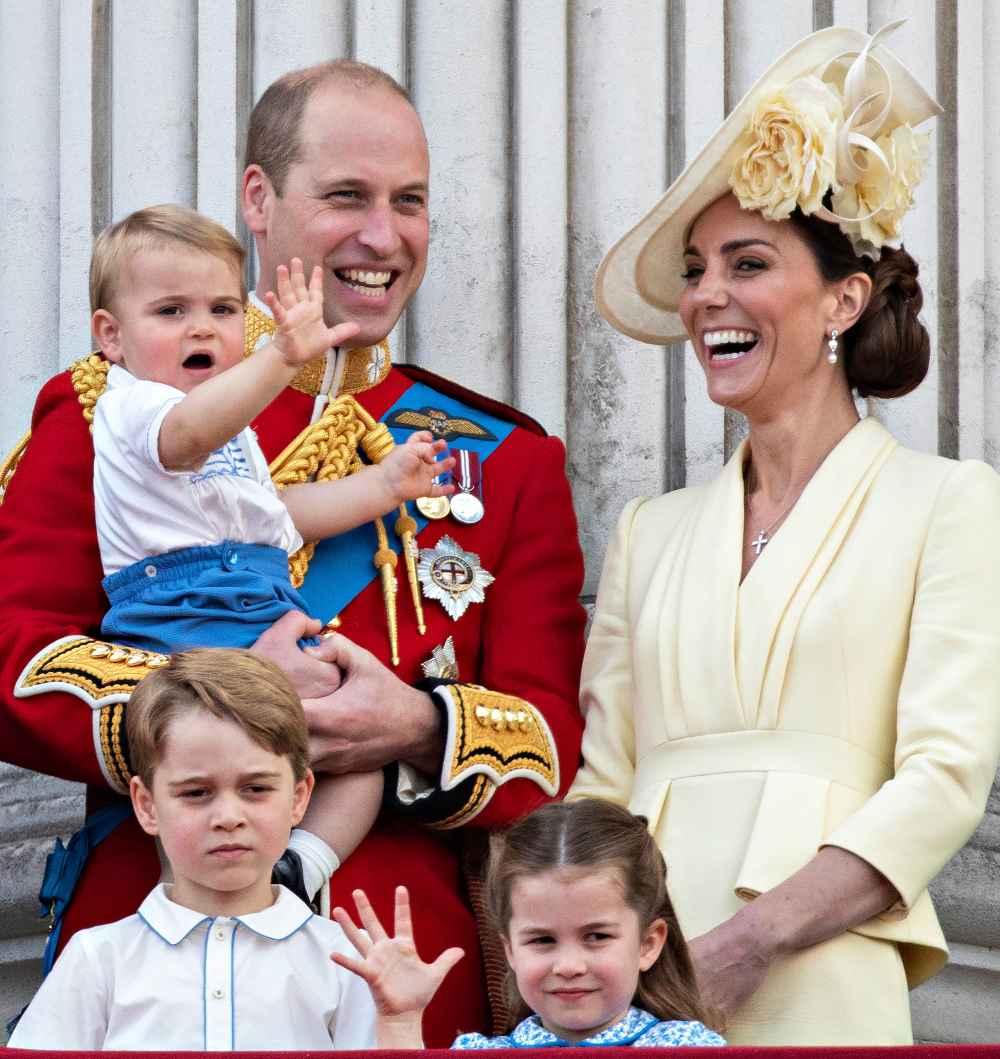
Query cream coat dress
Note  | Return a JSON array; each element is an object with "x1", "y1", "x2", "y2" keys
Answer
[{"x1": 570, "y1": 417, "x2": 1000, "y2": 1045}]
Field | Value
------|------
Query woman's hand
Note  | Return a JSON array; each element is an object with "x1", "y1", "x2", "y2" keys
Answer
[
  {"x1": 687, "y1": 915, "x2": 776, "y2": 1020},
  {"x1": 688, "y1": 846, "x2": 899, "y2": 1021},
  {"x1": 331, "y1": 886, "x2": 464, "y2": 1048}
]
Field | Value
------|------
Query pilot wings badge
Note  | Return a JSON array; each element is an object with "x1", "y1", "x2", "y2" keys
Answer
[{"x1": 417, "y1": 536, "x2": 494, "y2": 621}]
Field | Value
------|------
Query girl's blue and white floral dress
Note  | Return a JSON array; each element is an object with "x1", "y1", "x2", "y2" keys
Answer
[{"x1": 453, "y1": 1006, "x2": 725, "y2": 1048}]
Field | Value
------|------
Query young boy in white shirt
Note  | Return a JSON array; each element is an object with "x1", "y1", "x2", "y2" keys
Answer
[
  {"x1": 9, "y1": 649, "x2": 462, "y2": 1050},
  {"x1": 86, "y1": 205, "x2": 454, "y2": 906}
]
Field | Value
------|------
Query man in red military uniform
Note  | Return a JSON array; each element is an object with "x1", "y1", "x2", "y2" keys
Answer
[{"x1": 0, "y1": 61, "x2": 585, "y2": 1046}]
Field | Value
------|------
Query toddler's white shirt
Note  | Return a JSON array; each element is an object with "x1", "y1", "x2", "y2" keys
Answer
[
  {"x1": 9, "y1": 884, "x2": 376, "y2": 1050},
  {"x1": 93, "y1": 365, "x2": 302, "y2": 575}
]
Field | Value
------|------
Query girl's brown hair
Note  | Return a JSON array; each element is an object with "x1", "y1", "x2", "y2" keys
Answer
[{"x1": 486, "y1": 798, "x2": 718, "y2": 1031}]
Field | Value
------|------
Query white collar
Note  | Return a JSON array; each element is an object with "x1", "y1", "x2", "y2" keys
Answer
[
  {"x1": 138, "y1": 883, "x2": 313, "y2": 946},
  {"x1": 106, "y1": 363, "x2": 137, "y2": 390}
]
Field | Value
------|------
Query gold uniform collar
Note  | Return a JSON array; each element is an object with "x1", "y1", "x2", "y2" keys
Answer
[{"x1": 244, "y1": 302, "x2": 391, "y2": 397}]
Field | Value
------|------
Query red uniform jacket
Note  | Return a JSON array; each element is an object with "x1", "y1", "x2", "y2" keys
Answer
[{"x1": 0, "y1": 349, "x2": 586, "y2": 1046}]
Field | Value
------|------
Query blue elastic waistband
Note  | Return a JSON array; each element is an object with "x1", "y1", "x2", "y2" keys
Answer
[{"x1": 103, "y1": 541, "x2": 290, "y2": 606}]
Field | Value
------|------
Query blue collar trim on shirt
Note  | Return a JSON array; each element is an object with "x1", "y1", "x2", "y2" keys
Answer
[
  {"x1": 232, "y1": 885, "x2": 313, "y2": 940},
  {"x1": 138, "y1": 885, "x2": 211, "y2": 946},
  {"x1": 137, "y1": 883, "x2": 311, "y2": 945}
]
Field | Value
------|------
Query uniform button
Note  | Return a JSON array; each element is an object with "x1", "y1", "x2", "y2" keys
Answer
[
  {"x1": 144, "y1": 564, "x2": 157, "y2": 577},
  {"x1": 212, "y1": 988, "x2": 224, "y2": 999},
  {"x1": 215, "y1": 928, "x2": 225, "y2": 940}
]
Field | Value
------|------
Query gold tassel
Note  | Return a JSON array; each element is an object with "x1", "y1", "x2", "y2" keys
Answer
[
  {"x1": 373, "y1": 517, "x2": 400, "y2": 665},
  {"x1": 395, "y1": 505, "x2": 425, "y2": 634},
  {"x1": 361, "y1": 420, "x2": 427, "y2": 646}
]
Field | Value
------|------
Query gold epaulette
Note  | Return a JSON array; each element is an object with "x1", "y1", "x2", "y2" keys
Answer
[
  {"x1": 428, "y1": 685, "x2": 560, "y2": 829},
  {"x1": 71, "y1": 353, "x2": 111, "y2": 428}
]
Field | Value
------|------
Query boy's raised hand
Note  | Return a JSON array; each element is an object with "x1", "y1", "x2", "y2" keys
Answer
[
  {"x1": 265, "y1": 258, "x2": 360, "y2": 366},
  {"x1": 381, "y1": 431, "x2": 456, "y2": 503},
  {"x1": 331, "y1": 886, "x2": 463, "y2": 1046}
]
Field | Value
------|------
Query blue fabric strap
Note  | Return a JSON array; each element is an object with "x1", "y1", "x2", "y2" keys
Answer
[
  {"x1": 298, "y1": 379, "x2": 514, "y2": 618},
  {"x1": 37, "y1": 800, "x2": 132, "y2": 975},
  {"x1": 5, "y1": 801, "x2": 132, "y2": 1037}
]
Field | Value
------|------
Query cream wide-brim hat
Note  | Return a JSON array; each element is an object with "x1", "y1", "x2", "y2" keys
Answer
[{"x1": 594, "y1": 25, "x2": 942, "y2": 346}]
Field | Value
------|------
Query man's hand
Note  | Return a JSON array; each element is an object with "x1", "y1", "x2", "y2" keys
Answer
[
  {"x1": 250, "y1": 610, "x2": 342, "y2": 699},
  {"x1": 379, "y1": 431, "x2": 456, "y2": 504},
  {"x1": 265, "y1": 257, "x2": 359, "y2": 366},
  {"x1": 302, "y1": 632, "x2": 444, "y2": 775},
  {"x1": 331, "y1": 885, "x2": 463, "y2": 1048}
]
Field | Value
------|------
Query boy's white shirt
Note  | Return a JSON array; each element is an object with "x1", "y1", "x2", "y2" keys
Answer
[
  {"x1": 93, "y1": 364, "x2": 302, "y2": 576},
  {"x1": 9, "y1": 883, "x2": 377, "y2": 1050}
]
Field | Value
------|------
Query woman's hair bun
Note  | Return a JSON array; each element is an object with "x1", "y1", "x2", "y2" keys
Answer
[
  {"x1": 789, "y1": 210, "x2": 930, "y2": 400},
  {"x1": 847, "y1": 245, "x2": 929, "y2": 399}
]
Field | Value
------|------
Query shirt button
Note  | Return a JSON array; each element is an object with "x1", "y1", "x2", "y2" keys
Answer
[
  {"x1": 212, "y1": 988, "x2": 224, "y2": 999},
  {"x1": 215, "y1": 928, "x2": 225, "y2": 940},
  {"x1": 144, "y1": 564, "x2": 157, "y2": 577}
]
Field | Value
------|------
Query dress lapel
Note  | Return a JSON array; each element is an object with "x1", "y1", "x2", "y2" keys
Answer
[
  {"x1": 651, "y1": 449, "x2": 747, "y2": 734},
  {"x1": 736, "y1": 416, "x2": 896, "y2": 728}
]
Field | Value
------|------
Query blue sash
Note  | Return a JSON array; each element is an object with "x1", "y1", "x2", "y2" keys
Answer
[
  {"x1": 297, "y1": 380, "x2": 514, "y2": 619},
  {"x1": 39, "y1": 801, "x2": 133, "y2": 974}
]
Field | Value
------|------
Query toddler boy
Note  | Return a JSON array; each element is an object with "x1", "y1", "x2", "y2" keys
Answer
[{"x1": 87, "y1": 205, "x2": 454, "y2": 907}]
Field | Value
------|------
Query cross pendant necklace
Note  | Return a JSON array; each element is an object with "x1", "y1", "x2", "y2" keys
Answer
[{"x1": 745, "y1": 462, "x2": 806, "y2": 558}]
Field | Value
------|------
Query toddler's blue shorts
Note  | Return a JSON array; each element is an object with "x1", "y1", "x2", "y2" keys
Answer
[{"x1": 101, "y1": 541, "x2": 320, "y2": 654}]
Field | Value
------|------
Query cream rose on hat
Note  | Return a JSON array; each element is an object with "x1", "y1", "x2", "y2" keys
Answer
[
  {"x1": 595, "y1": 21, "x2": 941, "y2": 345},
  {"x1": 730, "y1": 76, "x2": 844, "y2": 221},
  {"x1": 831, "y1": 123, "x2": 930, "y2": 255}
]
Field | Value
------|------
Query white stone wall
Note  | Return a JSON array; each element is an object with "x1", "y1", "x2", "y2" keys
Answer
[{"x1": 2, "y1": 0, "x2": 999, "y2": 1043}]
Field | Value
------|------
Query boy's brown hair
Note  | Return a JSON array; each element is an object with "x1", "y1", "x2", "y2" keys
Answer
[
  {"x1": 90, "y1": 203, "x2": 247, "y2": 314},
  {"x1": 127, "y1": 648, "x2": 309, "y2": 785}
]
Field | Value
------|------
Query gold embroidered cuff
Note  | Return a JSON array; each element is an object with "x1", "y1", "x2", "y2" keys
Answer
[
  {"x1": 427, "y1": 775, "x2": 495, "y2": 830},
  {"x1": 433, "y1": 684, "x2": 560, "y2": 800}
]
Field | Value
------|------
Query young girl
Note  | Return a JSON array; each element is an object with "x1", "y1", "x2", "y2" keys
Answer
[
  {"x1": 333, "y1": 798, "x2": 725, "y2": 1048},
  {"x1": 470, "y1": 799, "x2": 725, "y2": 1047}
]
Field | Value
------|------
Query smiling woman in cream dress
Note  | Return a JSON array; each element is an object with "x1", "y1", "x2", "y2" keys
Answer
[{"x1": 570, "y1": 25, "x2": 1000, "y2": 1046}]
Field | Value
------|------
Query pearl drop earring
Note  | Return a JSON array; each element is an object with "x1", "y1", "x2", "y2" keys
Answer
[{"x1": 827, "y1": 329, "x2": 839, "y2": 365}]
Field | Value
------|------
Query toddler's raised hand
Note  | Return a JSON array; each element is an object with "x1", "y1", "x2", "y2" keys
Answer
[
  {"x1": 265, "y1": 258, "x2": 359, "y2": 366},
  {"x1": 331, "y1": 886, "x2": 463, "y2": 1047},
  {"x1": 381, "y1": 431, "x2": 456, "y2": 504}
]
